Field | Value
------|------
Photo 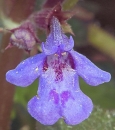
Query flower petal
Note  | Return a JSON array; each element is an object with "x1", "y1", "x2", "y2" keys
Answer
[
  {"x1": 40, "y1": 65, "x2": 93, "y2": 125},
  {"x1": 42, "y1": 17, "x2": 74, "y2": 55},
  {"x1": 38, "y1": 63, "x2": 77, "y2": 97},
  {"x1": 61, "y1": 90, "x2": 93, "y2": 125},
  {"x1": 41, "y1": 17, "x2": 63, "y2": 55},
  {"x1": 27, "y1": 96, "x2": 60, "y2": 125},
  {"x1": 62, "y1": 35, "x2": 74, "y2": 51},
  {"x1": 41, "y1": 41, "x2": 58, "y2": 55},
  {"x1": 6, "y1": 53, "x2": 46, "y2": 87},
  {"x1": 70, "y1": 50, "x2": 111, "y2": 86}
]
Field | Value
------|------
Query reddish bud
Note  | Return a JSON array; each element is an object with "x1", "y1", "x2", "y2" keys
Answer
[
  {"x1": 5, "y1": 21, "x2": 40, "y2": 52},
  {"x1": 33, "y1": 3, "x2": 74, "y2": 34}
]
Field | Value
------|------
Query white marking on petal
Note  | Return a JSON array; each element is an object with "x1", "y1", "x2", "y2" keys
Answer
[{"x1": 35, "y1": 67, "x2": 38, "y2": 71}]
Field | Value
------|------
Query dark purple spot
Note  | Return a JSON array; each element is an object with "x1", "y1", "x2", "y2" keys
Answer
[
  {"x1": 49, "y1": 89, "x2": 59, "y2": 104},
  {"x1": 43, "y1": 57, "x2": 48, "y2": 71},
  {"x1": 54, "y1": 59, "x2": 66, "y2": 82},
  {"x1": 68, "y1": 53, "x2": 75, "y2": 69},
  {"x1": 54, "y1": 53, "x2": 75, "y2": 82},
  {"x1": 60, "y1": 91, "x2": 71, "y2": 106}
]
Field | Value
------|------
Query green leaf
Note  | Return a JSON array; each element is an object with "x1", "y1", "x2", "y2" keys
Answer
[
  {"x1": 14, "y1": 80, "x2": 38, "y2": 107},
  {"x1": 63, "y1": 0, "x2": 79, "y2": 10},
  {"x1": 88, "y1": 24, "x2": 115, "y2": 60},
  {"x1": 80, "y1": 77, "x2": 115, "y2": 109}
]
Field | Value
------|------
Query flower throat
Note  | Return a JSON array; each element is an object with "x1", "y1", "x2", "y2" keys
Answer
[{"x1": 43, "y1": 52, "x2": 75, "y2": 82}]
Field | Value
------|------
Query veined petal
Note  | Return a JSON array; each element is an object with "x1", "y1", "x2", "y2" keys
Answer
[
  {"x1": 6, "y1": 53, "x2": 46, "y2": 87},
  {"x1": 38, "y1": 64, "x2": 78, "y2": 97},
  {"x1": 70, "y1": 50, "x2": 111, "y2": 86},
  {"x1": 27, "y1": 96, "x2": 60, "y2": 125},
  {"x1": 61, "y1": 90, "x2": 93, "y2": 125}
]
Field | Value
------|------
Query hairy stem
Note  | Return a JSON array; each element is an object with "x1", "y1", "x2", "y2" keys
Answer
[{"x1": 0, "y1": 33, "x2": 23, "y2": 130}]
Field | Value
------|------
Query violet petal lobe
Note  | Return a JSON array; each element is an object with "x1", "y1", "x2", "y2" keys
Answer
[
  {"x1": 6, "y1": 53, "x2": 46, "y2": 87},
  {"x1": 42, "y1": 17, "x2": 63, "y2": 55},
  {"x1": 62, "y1": 35, "x2": 74, "y2": 51},
  {"x1": 61, "y1": 90, "x2": 93, "y2": 125},
  {"x1": 70, "y1": 50, "x2": 111, "y2": 86},
  {"x1": 27, "y1": 96, "x2": 60, "y2": 125},
  {"x1": 36, "y1": 64, "x2": 93, "y2": 125}
]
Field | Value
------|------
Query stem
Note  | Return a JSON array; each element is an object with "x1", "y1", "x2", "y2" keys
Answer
[{"x1": 0, "y1": 33, "x2": 24, "y2": 130}]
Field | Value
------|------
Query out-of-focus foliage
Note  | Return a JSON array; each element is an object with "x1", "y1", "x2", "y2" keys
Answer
[
  {"x1": 62, "y1": 0, "x2": 115, "y2": 61},
  {"x1": 63, "y1": 0, "x2": 78, "y2": 10},
  {"x1": 36, "y1": 106, "x2": 115, "y2": 130},
  {"x1": 14, "y1": 81, "x2": 38, "y2": 107},
  {"x1": 88, "y1": 24, "x2": 115, "y2": 60},
  {"x1": 80, "y1": 78, "x2": 115, "y2": 109},
  {"x1": 68, "y1": 18, "x2": 88, "y2": 47}
]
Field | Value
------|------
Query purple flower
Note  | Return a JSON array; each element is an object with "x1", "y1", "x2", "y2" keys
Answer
[{"x1": 6, "y1": 17, "x2": 111, "y2": 125}]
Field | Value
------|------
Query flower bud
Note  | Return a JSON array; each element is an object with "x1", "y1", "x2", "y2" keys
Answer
[{"x1": 5, "y1": 21, "x2": 40, "y2": 52}]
